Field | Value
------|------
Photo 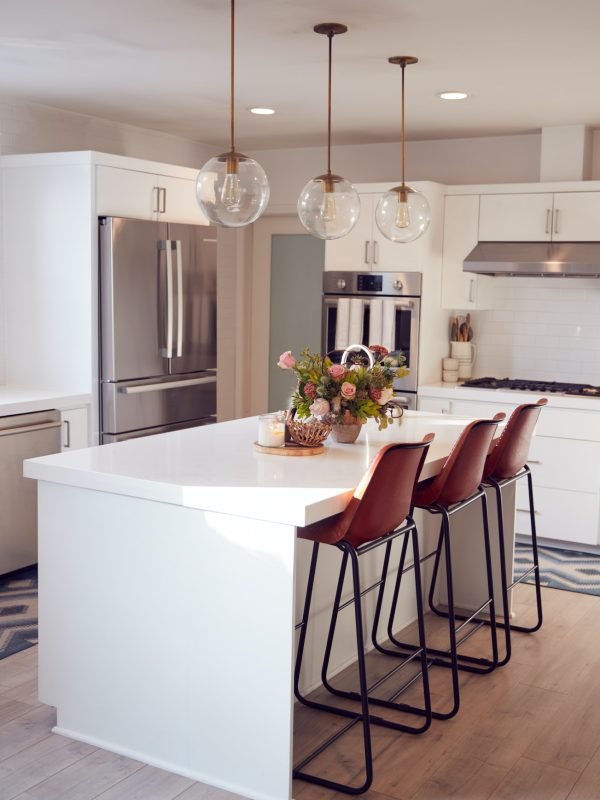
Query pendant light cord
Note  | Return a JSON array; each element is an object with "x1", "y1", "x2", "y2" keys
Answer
[
  {"x1": 230, "y1": 0, "x2": 235, "y2": 153},
  {"x1": 327, "y1": 31, "x2": 333, "y2": 176},
  {"x1": 400, "y1": 62, "x2": 405, "y2": 187}
]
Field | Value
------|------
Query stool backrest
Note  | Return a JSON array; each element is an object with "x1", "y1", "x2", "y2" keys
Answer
[
  {"x1": 484, "y1": 398, "x2": 547, "y2": 481},
  {"x1": 343, "y1": 434, "x2": 435, "y2": 548},
  {"x1": 419, "y1": 415, "x2": 504, "y2": 507}
]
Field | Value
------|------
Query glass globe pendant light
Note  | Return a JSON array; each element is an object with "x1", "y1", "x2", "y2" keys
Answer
[
  {"x1": 297, "y1": 23, "x2": 360, "y2": 240},
  {"x1": 375, "y1": 56, "x2": 430, "y2": 243},
  {"x1": 195, "y1": 0, "x2": 269, "y2": 227}
]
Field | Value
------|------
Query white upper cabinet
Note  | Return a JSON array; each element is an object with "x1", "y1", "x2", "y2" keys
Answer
[
  {"x1": 479, "y1": 190, "x2": 600, "y2": 242},
  {"x1": 325, "y1": 188, "x2": 429, "y2": 272},
  {"x1": 441, "y1": 195, "x2": 491, "y2": 310},
  {"x1": 478, "y1": 193, "x2": 554, "y2": 241},
  {"x1": 96, "y1": 165, "x2": 208, "y2": 225},
  {"x1": 551, "y1": 192, "x2": 600, "y2": 241}
]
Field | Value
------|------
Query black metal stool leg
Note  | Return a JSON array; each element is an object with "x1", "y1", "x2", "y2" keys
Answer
[
  {"x1": 480, "y1": 491, "x2": 499, "y2": 671},
  {"x1": 510, "y1": 468, "x2": 543, "y2": 633},
  {"x1": 294, "y1": 542, "x2": 320, "y2": 705},
  {"x1": 293, "y1": 543, "x2": 373, "y2": 794}
]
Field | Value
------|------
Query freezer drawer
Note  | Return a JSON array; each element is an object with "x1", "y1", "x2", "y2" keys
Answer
[
  {"x1": 101, "y1": 416, "x2": 216, "y2": 444},
  {"x1": 0, "y1": 410, "x2": 62, "y2": 574},
  {"x1": 101, "y1": 371, "x2": 217, "y2": 436}
]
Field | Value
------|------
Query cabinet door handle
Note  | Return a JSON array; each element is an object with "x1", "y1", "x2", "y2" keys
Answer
[
  {"x1": 517, "y1": 508, "x2": 541, "y2": 515},
  {"x1": 554, "y1": 208, "x2": 559, "y2": 235},
  {"x1": 528, "y1": 459, "x2": 542, "y2": 464},
  {"x1": 545, "y1": 208, "x2": 551, "y2": 235},
  {"x1": 364, "y1": 240, "x2": 371, "y2": 264},
  {"x1": 153, "y1": 186, "x2": 160, "y2": 214},
  {"x1": 468, "y1": 278, "x2": 475, "y2": 303},
  {"x1": 372, "y1": 240, "x2": 379, "y2": 265},
  {"x1": 159, "y1": 187, "x2": 167, "y2": 214},
  {"x1": 63, "y1": 419, "x2": 71, "y2": 448}
]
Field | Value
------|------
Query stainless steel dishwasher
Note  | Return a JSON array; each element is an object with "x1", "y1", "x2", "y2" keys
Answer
[{"x1": 0, "y1": 409, "x2": 62, "y2": 575}]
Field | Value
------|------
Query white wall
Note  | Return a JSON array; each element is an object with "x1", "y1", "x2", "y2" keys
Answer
[
  {"x1": 0, "y1": 96, "x2": 213, "y2": 167},
  {"x1": 251, "y1": 134, "x2": 543, "y2": 211},
  {"x1": 472, "y1": 278, "x2": 600, "y2": 385}
]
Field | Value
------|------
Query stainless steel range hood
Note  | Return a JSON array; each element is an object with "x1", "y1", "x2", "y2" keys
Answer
[{"x1": 463, "y1": 242, "x2": 600, "y2": 277}]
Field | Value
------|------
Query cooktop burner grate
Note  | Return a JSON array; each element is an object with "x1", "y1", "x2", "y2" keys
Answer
[{"x1": 461, "y1": 377, "x2": 600, "y2": 396}]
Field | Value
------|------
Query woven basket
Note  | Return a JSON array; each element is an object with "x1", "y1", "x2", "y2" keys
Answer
[{"x1": 287, "y1": 417, "x2": 332, "y2": 447}]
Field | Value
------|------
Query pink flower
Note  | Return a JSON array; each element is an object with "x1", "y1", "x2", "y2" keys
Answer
[
  {"x1": 370, "y1": 388, "x2": 382, "y2": 402},
  {"x1": 328, "y1": 364, "x2": 346, "y2": 380},
  {"x1": 341, "y1": 381, "x2": 356, "y2": 399},
  {"x1": 277, "y1": 351, "x2": 296, "y2": 369},
  {"x1": 309, "y1": 398, "x2": 330, "y2": 418},
  {"x1": 303, "y1": 382, "x2": 317, "y2": 399}
]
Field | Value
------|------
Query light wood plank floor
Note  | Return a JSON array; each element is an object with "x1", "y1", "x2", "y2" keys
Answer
[{"x1": 0, "y1": 583, "x2": 598, "y2": 800}]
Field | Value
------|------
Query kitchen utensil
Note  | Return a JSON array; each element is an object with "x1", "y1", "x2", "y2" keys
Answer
[
  {"x1": 450, "y1": 317, "x2": 458, "y2": 342},
  {"x1": 466, "y1": 312, "x2": 474, "y2": 341},
  {"x1": 459, "y1": 321, "x2": 468, "y2": 341}
]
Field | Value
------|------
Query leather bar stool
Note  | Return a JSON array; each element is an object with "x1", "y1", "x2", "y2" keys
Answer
[
  {"x1": 376, "y1": 415, "x2": 504, "y2": 720},
  {"x1": 293, "y1": 435, "x2": 434, "y2": 795},
  {"x1": 480, "y1": 398, "x2": 548, "y2": 665}
]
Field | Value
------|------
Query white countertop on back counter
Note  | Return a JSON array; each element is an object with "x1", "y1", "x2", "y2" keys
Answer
[
  {"x1": 419, "y1": 382, "x2": 600, "y2": 411},
  {"x1": 24, "y1": 411, "x2": 482, "y2": 527},
  {"x1": 0, "y1": 385, "x2": 91, "y2": 416}
]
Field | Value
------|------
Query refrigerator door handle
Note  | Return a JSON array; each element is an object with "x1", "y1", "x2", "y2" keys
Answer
[
  {"x1": 118, "y1": 375, "x2": 217, "y2": 394},
  {"x1": 165, "y1": 240, "x2": 174, "y2": 359},
  {"x1": 175, "y1": 239, "x2": 183, "y2": 358}
]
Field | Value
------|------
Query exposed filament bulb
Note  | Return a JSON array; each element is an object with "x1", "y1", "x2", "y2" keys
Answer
[
  {"x1": 221, "y1": 171, "x2": 242, "y2": 212},
  {"x1": 320, "y1": 191, "x2": 337, "y2": 222}
]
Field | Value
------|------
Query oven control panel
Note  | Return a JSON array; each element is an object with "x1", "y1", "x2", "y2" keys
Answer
[
  {"x1": 323, "y1": 271, "x2": 422, "y2": 296},
  {"x1": 356, "y1": 274, "x2": 382, "y2": 292}
]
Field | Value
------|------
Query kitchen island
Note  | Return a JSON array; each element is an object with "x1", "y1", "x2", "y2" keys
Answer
[{"x1": 24, "y1": 412, "x2": 513, "y2": 800}]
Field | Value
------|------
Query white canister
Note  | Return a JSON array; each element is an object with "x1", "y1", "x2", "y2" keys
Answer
[
  {"x1": 442, "y1": 370, "x2": 459, "y2": 383},
  {"x1": 458, "y1": 362, "x2": 472, "y2": 380},
  {"x1": 450, "y1": 341, "x2": 476, "y2": 364},
  {"x1": 443, "y1": 357, "x2": 459, "y2": 370}
]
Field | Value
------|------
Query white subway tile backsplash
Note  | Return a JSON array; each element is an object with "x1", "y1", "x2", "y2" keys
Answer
[{"x1": 474, "y1": 277, "x2": 600, "y2": 384}]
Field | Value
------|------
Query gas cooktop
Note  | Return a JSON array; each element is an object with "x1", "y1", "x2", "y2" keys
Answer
[{"x1": 461, "y1": 377, "x2": 600, "y2": 397}]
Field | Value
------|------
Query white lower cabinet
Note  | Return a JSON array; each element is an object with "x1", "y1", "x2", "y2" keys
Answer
[
  {"x1": 417, "y1": 392, "x2": 600, "y2": 546},
  {"x1": 60, "y1": 407, "x2": 89, "y2": 451}
]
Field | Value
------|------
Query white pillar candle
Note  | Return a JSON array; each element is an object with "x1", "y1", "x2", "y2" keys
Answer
[{"x1": 258, "y1": 415, "x2": 285, "y2": 447}]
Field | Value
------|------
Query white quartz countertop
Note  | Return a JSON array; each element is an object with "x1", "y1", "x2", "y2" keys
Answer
[
  {"x1": 419, "y1": 382, "x2": 600, "y2": 411},
  {"x1": 0, "y1": 385, "x2": 91, "y2": 416},
  {"x1": 24, "y1": 412, "x2": 479, "y2": 527}
]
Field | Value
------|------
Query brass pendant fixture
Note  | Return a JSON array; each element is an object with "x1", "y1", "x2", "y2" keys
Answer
[
  {"x1": 297, "y1": 23, "x2": 360, "y2": 240},
  {"x1": 375, "y1": 56, "x2": 430, "y2": 243},
  {"x1": 195, "y1": 0, "x2": 270, "y2": 227}
]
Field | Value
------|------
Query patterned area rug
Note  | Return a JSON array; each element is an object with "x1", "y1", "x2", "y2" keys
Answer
[
  {"x1": 0, "y1": 565, "x2": 38, "y2": 660},
  {"x1": 514, "y1": 542, "x2": 600, "y2": 597}
]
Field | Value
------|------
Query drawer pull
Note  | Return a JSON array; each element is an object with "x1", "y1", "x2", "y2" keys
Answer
[{"x1": 528, "y1": 459, "x2": 542, "y2": 464}]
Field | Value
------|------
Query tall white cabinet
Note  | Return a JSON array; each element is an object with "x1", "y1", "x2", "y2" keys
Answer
[{"x1": 0, "y1": 151, "x2": 209, "y2": 444}]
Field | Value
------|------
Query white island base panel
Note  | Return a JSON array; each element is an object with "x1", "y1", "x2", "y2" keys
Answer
[{"x1": 38, "y1": 481, "x2": 296, "y2": 800}]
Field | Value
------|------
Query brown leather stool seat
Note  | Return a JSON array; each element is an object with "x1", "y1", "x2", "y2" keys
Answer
[
  {"x1": 375, "y1": 415, "x2": 504, "y2": 720},
  {"x1": 293, "y1": 435, "x2": 434, "y2": 795}
]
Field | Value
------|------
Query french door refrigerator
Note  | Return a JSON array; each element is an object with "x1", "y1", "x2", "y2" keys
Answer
[{"x1": 99, "y1": 216, "x2": 217, "y2": 443}]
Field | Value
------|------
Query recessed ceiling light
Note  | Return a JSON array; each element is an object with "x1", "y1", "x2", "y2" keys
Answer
[
  {"x1": 249, "y1": 107, "x2": 275, "y2": 115},
  {"x1": 439, "y1": 91, "x2": 468, "y2": 100}
]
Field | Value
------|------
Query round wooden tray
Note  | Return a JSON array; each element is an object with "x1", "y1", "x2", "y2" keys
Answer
[{"x1": 254, "y1": 441, "x2": 325, "y2": 456}]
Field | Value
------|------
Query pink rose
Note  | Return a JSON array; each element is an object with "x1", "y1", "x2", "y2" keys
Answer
[
  {"x1": 328, "y1": 364, "x2": 346, "y2": 380},
  {"x1": 370, "y1": 388, "x2": 382, "y2": 402},
  {"x1": 341, "y1": 381, "x2": 356, "y2": 399},
  {"x1": 303, "y1": 382, "x2": 317, "y2": 399},
  {"x1": 309, "y1": 398, "x2": 330, "y2": 418},
  {"x1": 277, "y1": 351, "x2": 296, "y2": 369}
]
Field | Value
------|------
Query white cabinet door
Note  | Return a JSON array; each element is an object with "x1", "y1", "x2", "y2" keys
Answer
[
  {"x1": 157, "y1": 175, "x2": 208, "y2": 225},
  {"x1": 96, "y1": 166, "x2": 158, "y2": 220},
  {"x1": 478, "y1": 193, "x2": 553, "y2": 241},
  {"x1": 442, "y1": 195, "x2": 492, "y2": 310},
  {"x1": 552, "y1": 192, "x2": 600, "y2": 241},
  {"x1": 324, "y1": 194, "x2": 374, "y2": 271},
  {"x1": 61, "y1": 407, "x2": 89, "y2": 451}
]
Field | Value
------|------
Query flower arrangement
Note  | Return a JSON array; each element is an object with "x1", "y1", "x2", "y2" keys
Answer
[{"x1": 277, "y1": 346, "x2": 409, "y2": 430}]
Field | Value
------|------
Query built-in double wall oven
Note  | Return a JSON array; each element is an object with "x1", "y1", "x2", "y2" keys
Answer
[{"x1": 322, "y1": 271, "x2": 421, "y2": 410}]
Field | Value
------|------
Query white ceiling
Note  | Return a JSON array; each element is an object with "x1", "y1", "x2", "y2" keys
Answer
[{"x1": 1, "y1": 0, "x2": 600, "y2": 150}]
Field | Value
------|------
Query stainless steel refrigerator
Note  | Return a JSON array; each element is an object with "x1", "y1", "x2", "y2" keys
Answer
[{"x1": 99, "y1": 216, "x2": 217, "y2": 443}]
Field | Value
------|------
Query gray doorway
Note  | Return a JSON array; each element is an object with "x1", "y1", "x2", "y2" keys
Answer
[{"x1": 268, "y1": 234, "x2": 325, "y2": 412}]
